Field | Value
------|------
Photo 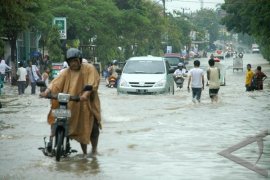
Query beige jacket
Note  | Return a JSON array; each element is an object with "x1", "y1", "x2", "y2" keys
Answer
[{"x1": 47, "y1": 63, "x2": 101, "y2": 144}]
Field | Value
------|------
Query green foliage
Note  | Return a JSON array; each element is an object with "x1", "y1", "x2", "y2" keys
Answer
[
  {"x1": 47, "y1": 26, "x2": 64, "y2": 62},
  {"x1": 1, "y1": 0, "x2": 231, "y2": 67},
  {"x1": 191, "y1": 9, "x2": 220, "y2": 44},
  {"x1": 0, "y1": 0, "x2": 46, "y2": 81},
  {"x1": 221, "y1": 0, "x2": 270, "y2": 61}
]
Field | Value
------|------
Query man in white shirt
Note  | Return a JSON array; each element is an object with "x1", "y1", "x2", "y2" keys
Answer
[
  {"x1": 17, "y1": 62, "x2": 27, "y2": 95},
  {"x1": 187, "y1": 60, "x2": 204, "y2": 103},
  {"x1": 173, "y1": 63, "x2": 187, "y2": 89}
]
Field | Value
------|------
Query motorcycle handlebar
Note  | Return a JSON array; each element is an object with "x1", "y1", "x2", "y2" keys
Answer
[{"x1": 45, "y1": 93, "x2": 80, "y2": 102}]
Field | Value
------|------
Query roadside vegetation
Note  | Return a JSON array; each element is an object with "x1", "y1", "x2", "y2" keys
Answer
[{"x1": 0, "y1": 0, "x2": 269, "y2": 71}]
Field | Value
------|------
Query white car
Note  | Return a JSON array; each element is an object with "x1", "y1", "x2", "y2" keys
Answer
[
  {"x1": 117, "y1": 55, "x2": 175, "y2": 94},
  {"x1": 252, "y1": 44, "x2": 260, "y2": 53}
]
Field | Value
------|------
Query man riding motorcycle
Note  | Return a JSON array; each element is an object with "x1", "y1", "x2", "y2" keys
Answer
[
  {"x1": 40, "y1": 48, "x2": 101, "y2": 156},
  {"x1": 107, "y1": 60, "x2": 120, "y2": 87},
  {"x1": 173, "y1": 63, "x2": 187, "y2": 88}
]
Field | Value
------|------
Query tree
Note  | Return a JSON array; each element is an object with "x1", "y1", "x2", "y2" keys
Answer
[
  {"x1": 221, "y1": 0, "x2": 270, "y2": 61},
  {"x1": 47, "y1": 26, "x2": 64, "y2": 62},
  {"x1": 165, "y1": 12, "x2": 193, "y2": 53},
  {"x1": 191, "y1": 9, "x2": 220, "y2": 47},
  {"x1": 0, "y1": 0, "x2": 45, "y2": 83}
]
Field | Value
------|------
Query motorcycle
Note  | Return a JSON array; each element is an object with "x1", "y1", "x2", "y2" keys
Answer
[
  {"x1": 174, "y1": 74, "x2": 186, "y2": 89},
  {"x1": 37, "y1": 81, "x2": 92, "y2": 161},
  {"x1": 108, "y1": 76, "x2": 117, "y2": 88}
]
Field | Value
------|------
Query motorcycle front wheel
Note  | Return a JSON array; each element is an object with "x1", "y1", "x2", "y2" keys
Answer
[{"x1": 56, "y1": 129, "x2": 64, "y2": 161}]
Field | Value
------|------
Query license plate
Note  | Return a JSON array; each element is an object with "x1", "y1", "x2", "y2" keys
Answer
[
  {"x1": 136, "y1": 89, "x2": 147, "y2": 94},
  {"x1": 52, "y1": 109, "x2": 71, "y2": 118}
]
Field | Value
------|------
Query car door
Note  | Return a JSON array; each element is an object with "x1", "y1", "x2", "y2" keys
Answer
[{"x1": 165, "y1": 60, "x2": 174, "y2": 94}]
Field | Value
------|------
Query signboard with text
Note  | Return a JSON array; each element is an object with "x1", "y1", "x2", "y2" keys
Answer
[
  {"x1": 53, "y1": 17, "x2": 67, "y2": 39},
  {"x1": 166, "y1": 46, "x2": 172, "y2": 53}
]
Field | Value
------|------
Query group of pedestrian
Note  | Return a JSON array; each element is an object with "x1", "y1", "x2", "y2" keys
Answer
[
  {"x1": 245, "y1": 64, "x2": 267, "y2": 91},
  {"x1": 16, "y1": 60, "x2": 44, "y2": 95},
  {"x1": 187, "y1": 59, "x2": 220, "y2": 104},
  {"x1": 187, "y1": 58, "x2": 268, "y2": 104}
]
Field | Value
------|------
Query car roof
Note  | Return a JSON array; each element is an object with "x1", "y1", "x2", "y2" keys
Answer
[
  {"x1": 128, "y1": 55, "x2": 163, "y2": 61},
  {"x1": 163, "y1": 53, "x2": 181, "y2": 57}
]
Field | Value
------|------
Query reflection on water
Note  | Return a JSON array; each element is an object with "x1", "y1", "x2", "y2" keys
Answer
[{"x1": 53, "y1": 156, "x2": 101, "y2": 175}]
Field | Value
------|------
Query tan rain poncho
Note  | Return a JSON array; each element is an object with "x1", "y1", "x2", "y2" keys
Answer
[{"x1": 47, "y1": 63, "x2": 101, "y2": 144}]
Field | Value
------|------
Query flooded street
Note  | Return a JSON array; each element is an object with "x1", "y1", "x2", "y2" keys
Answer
[{"x1": 0, "y1": 53, "x2": 270, "y2": 180}]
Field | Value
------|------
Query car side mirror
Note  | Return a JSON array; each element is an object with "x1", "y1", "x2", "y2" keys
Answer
[{"x1": 169, "y1": 68, "x2": 175, "y2": 74}]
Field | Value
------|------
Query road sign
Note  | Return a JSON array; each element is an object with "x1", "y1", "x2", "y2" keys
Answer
[
  {"x1": 166, "y1": 46, "x2": 172, "y2": 53},
  {"x1": 53, "y1": 17, "x2": 67, "y2": 39}
]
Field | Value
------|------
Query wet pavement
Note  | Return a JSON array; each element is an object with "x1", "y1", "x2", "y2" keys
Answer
[{"x1": 0, "y1": 53, "x2": 270, "y2": 180}]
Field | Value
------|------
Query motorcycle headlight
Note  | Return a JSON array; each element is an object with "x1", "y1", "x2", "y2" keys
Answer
[{"x1": 154, "y1": 79, "x2": 166, "y2": 87}]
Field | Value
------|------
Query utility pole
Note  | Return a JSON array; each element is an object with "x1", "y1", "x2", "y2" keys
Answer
[
  {"x1": 180, "y1": 7, "x2": 190, "y2": 15},
  {"x1": 162, "y1": 0, "x2": 166, "y2": 17},
  {"x1": 199, "y1": 0, "x2": 204, "y2": 9}
]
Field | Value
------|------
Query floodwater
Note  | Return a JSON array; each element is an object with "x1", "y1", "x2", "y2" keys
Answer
[{"x1": 0, "y1": 53, "x2": 270, "y2": 180}]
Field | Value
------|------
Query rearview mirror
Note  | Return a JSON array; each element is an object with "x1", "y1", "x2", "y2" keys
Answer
[{"x1": 169, "y1": 68, "x2": 175, "y2": 74}]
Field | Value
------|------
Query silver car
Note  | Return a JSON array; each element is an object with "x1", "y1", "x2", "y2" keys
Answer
[{"x1": 117, "y1": 56, "x2": 175, "y2": 95}]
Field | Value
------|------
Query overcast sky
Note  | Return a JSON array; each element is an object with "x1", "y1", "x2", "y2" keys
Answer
[{"x1": 156, "y1": 0, "x2": 225, "y2": 13}]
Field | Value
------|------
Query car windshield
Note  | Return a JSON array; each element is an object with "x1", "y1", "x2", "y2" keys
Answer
[
  {"x1": 164, "y1": 57, "x2": 182, "y2": 66},
  {"x1": 123, "y1": 60, "x2": 165, "y2": 74}
]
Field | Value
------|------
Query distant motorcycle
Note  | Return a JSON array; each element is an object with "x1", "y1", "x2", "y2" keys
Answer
[
  {"x1": 174, "y1": 74, "x2": 185, "y2": 89},
  {"x1": 107, "y1": 76, "x2": 117, "y2": 88}
]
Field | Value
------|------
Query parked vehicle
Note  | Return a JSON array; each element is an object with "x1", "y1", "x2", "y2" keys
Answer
[
  {"x1": 163, "y1": 53, "x2": 187, "y2": 71},
  {"x1": 117, "y1": 55, "x2": 175, "y2": 95},
  {"x1": 51, "y1": 62, "x2": 63, "y2": 79},
  {"x1": 252, "y1": 44, "x2": 260, "y2": 53}
]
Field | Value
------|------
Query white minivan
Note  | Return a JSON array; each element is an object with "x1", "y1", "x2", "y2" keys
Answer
[{"x1": 117, "y1": 55, "x2": 175, "y2": 94}]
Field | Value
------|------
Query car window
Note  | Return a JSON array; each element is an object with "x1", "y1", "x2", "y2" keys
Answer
[
  {"x1": 164, "y1": 57, "x2": 184, "y2": 66},
  {"x1": 164, "y1": 57, "x2": 179, "y2": 66},
  {"x1": 123, "y1": 60, "x2": 165, "y2": 74}
]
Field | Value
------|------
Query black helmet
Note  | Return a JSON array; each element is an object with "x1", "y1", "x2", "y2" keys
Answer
[{"x1": 66, "y1": 48, "x2": 82, "y2": 64}]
